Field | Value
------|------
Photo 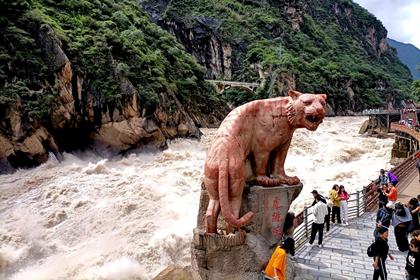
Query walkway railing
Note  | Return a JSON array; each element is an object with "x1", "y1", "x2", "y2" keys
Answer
[
  {"x1": 293, "y1": 190, "x2": 365, "y2": 249},
  {"x1": 292, "y1": 149, "x2": 418, "y2": 250},
  {"x1": 391, "y1": 123, "x2": 420, "y2": 142}
]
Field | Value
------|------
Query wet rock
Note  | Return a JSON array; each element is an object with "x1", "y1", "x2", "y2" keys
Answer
[
  {"x1": 94, "y1": 117, "x2": 151, "y2": 150},
  {"x1": 153, "y1": 265, "x2": 193, "y2": 280},
  {"x1": 177, "y1": 124, "x2": 189, "y2": 136}
]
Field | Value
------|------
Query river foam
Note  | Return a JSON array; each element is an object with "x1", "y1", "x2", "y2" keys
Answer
[{"x1": 0, "y1": 117, "x2": 393, "y2": 279}]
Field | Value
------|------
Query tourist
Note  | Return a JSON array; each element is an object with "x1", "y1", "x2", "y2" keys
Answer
[
  {"x1": 378, "y1": 169, "x2": 389, "y2": 186},
  {"x1": 307, "y1": 194, "x2": 328, "y2": 248},
  {"x1": 407, "y1": 198, "x2": 420, "y2": 233},
  {"x1": 311, "y1": 190, "x2": 331, "y2": 231},
  {"x1": 262, "y1": 212, "x2": 296, "y2": 279},
  {"x1": 372, "y1": 227, "x2": 395, "y2": 280},
  {"x1": 264, "y1": 243, "x2": 287, "y2": 279},
  {"x1": 392, "y1": 202, "x2": 413, "y2": 252},
  {"x1": 329, "y1": 184, "x2": 341, "y2": 224},
  {"x1": 385, "y1": 182, "x2": 398, "y2": 206},
  {"x1": 405, "y1": 238, "x2": 420, "y2": 280},
  {"x1": 377, "y1": 184, "x2": 388, "y2": 209},
  {"x1": 387, "y1": 170, "x2": 399, "y2": 186},
  {"x1": 281, "y1": 212, "x2": 296, "y2": 256},
  {"x1": 417, "y1": 158, "x2": 420, "y2": 182},
  {"x1": 338, "y1": 185, "x2": 349, "y2": 225},
  {"x1": 376, "y1": 202, "x2": 394, "y2": 238}
]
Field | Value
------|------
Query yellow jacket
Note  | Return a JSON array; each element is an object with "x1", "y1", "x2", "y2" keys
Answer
[
  {"x1": 329, "y1": 189, "x2": 340, "y2": 207},
  {"x1": 265, "y1": 246, "x2": 286, "y2": 280}
]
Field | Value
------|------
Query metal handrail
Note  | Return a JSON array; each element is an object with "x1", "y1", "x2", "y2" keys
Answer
[
  {"x1": 293, "y1": 190, "x2": 364, "y2": 249},
  {"x1": 293, "y1": 150, "x2": 418, "y2": 250}
]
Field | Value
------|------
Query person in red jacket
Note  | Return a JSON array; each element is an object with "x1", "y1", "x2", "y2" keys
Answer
[{"x1": 385, "y1": 182, "x2": 398, "y2": 205}]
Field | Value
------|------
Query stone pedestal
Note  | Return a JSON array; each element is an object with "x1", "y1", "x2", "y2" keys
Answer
[{"x1": 191, "y1": 183, "x2": 302, "y2": 280}]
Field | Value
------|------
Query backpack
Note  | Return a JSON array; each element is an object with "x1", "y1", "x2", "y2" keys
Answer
[{"x1": 367, "y1": 241, "x2": 377, "y2": 257}]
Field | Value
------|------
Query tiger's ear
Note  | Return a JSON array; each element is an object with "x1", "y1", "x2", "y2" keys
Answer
[{"x1": 288, "y1": 90, "x2": 301, "y2": 100}]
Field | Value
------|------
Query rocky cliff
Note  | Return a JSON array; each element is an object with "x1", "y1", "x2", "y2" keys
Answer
[
  {"x1": 0, "y1": 0, "x2": 226, "y2": 172},
  {"x1": 0, "y1": 0, "x2": 414, "y2": 171},
  {"x1": 140, "y1": 0, "x2": 412, "y2": 112}
]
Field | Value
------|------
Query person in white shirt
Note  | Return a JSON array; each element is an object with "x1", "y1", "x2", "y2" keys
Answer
[{"x1": 308, "y1": 194, "x2": 329, "y2": 247}]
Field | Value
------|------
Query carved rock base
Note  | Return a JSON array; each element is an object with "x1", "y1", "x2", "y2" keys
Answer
[{"x1": 191, "y1": 183, "x2": 303, "y2": 280}]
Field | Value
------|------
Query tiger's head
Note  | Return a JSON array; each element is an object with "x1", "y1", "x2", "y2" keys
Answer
[{"x1": 286, "y1": 90, "x2": 327, "y2": 131}]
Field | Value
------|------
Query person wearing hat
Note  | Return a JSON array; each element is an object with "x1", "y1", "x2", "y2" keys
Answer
[
  {"x1": 311, "y1": 190, "x2": 331, "y2": 232},
  {"x1": 373, "y1": 226, "x2": 395, "y2": 280}
]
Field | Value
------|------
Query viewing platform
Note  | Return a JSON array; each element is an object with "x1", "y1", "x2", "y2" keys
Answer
[
  {"x1": 295, "y1": 212, "x2": 407, "y2": 279},
  {"x1": 291, "y1": 131, "x2": 420, "y2": 279}
]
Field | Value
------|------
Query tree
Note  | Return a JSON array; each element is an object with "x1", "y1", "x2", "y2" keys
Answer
[{"x1": 411, "y1": 80, "x2": 420, "y2": 101}]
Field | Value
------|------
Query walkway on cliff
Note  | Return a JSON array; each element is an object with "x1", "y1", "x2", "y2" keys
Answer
[{"x1": 294, "y1": 168, "x2": 420, "y2": 280}]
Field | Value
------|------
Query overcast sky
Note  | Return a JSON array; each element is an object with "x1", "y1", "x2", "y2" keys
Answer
[{"x1": 352, "y1": 0, "x2": 420, "y2": 49}]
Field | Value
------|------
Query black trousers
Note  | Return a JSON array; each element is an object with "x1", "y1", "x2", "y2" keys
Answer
[
  {"x1": 309, "y1": 222, "x2": 324, "y2": 245},
  {"x1": 325, "y1": 207, "x2": 331, "y2": 231},
  {"x1": 373, "y1": 257, "x2": 387, "y2": 280},
  {"x1": 395, "y1": 225, "x2": 409, "y2": 252},
  {"x1": 332, "y1": 206, "x2": 341, "y2": 223}
]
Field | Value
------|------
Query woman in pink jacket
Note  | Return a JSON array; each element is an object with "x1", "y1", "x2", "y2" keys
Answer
[{"x1": 339, "y1": 185, "x2": 350, "y2": 226}]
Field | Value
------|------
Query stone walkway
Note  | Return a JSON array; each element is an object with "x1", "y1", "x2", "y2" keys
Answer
[
  {"x1": 294, "y1": 167, "x2": 420, "y2": 280},
  {"x1": 294, "y1": 212, "x2": 408, "y2": 280}
]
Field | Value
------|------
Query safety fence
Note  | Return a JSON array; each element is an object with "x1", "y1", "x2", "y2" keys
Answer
[{"x1": 292, "y1": 150, "x2": 418, "y2": 250}]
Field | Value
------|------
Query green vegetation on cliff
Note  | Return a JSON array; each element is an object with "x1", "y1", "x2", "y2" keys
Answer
[
  {"x1": 0, "y1": 0, "x2": 415, "y2": 125},
  {"x1": 143, "y1": 0, "x2": 413, "y2": 112},
  {"x1": 0, "y1": 0, "x2": 217, "y2": 128}
]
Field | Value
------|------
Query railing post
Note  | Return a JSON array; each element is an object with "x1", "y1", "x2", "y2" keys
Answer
[
  {"x1": 304, "y1": 207, "x2": 308, "y2": 238},
  {"x1": 357, "y1": 191, "x2": 360, "y2": 217}
]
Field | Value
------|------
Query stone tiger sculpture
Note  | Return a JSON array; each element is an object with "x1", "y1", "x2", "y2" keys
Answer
[{"x1": 204, "y1": 90, "x2": 327, "y2": 233}]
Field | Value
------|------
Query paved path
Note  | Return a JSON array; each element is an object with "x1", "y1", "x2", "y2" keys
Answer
[
  {"x1": 295, "y1": 168, "x2": 420, "y2": 279},
  {"x1": 295, "y1": 213, "x2": 407, "y2": 279}
]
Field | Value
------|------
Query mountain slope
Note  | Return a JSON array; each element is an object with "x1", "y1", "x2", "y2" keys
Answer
[
  {"x1": 0, "y1": 0, "x2": 415, "y2": 170},
  {"x1": 388, "y1": 38, "x2": 420, "y2": 80},
  {"x1": 140, "y1": 0, "x2": 412, "y2": 112},
  {"x1": 0, "y1": 0, "x2": 226, "y2": 171}
]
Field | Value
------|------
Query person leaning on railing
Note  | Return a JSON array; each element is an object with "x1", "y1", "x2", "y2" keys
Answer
[{"x1": 311, "y1": 190, "x2": 331, "y2": 232}]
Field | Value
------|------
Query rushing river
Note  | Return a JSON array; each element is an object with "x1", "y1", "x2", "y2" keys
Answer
[{"x1": 0, "y1": 117, "x2": 393, "y2": 279}]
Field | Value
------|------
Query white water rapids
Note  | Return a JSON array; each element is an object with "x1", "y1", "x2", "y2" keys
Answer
[{"x1": 0, "y1": 117, "x2": 393, "y2": 279}]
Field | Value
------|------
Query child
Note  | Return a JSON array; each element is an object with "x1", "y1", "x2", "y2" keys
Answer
[{"x1": 405, "y1": 238, "x2": 420, "y2": 280}]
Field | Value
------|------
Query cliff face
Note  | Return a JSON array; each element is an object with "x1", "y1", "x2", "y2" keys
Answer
[
  {"x1": 0, "y1": 0, "x2": 414, "y2": 171},
  {"x1": 0, "y1": 0, "x2": 226, "y2": 172},
  {"x1": 140, "y1": 0, "x2": 412, "y2": 112}
]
